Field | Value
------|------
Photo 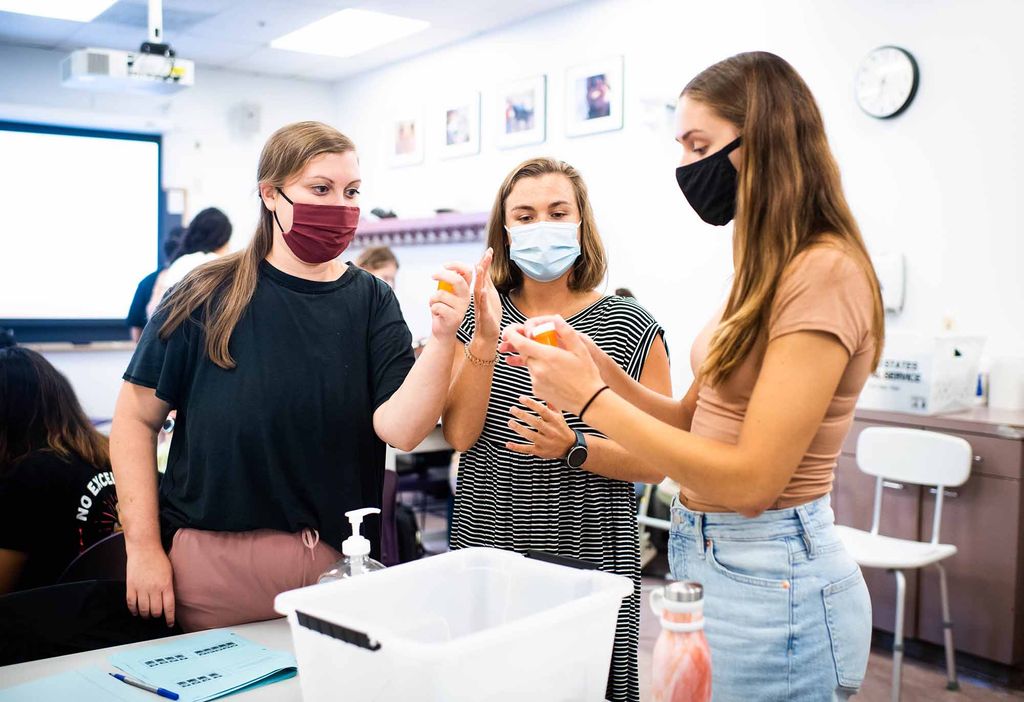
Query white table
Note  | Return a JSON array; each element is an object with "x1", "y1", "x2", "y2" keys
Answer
[{"x1": 0, "y1": 619, "x2": 301, "y2": 700}]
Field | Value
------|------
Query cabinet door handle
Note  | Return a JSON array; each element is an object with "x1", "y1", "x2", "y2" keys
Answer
[
  {"x1": 973, "y1": 455, "x2": 984, "y2": 464},
  {"x1": 882, "y1": 480, "x2": 905, "y2": 490},
  {"x1": 928, "y1": 488, "x2": 960, "y2": 498}
]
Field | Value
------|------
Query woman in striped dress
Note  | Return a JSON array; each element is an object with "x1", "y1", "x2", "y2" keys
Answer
[{"x1": 443, "y1": 157, "x2": 672, "y2": 702}]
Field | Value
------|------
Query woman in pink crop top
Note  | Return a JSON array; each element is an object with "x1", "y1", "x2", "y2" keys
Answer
[{"x1": 502, "y1": 52, "x2": 885, "y2": 700}]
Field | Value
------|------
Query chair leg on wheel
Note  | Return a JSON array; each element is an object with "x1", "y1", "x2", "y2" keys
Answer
[
  {"x1": 891, "y1": 569, "x2": 906, "y2": 702},
  {"x1": 936, "y1": 562, "x2": 959, "y2": 691}
]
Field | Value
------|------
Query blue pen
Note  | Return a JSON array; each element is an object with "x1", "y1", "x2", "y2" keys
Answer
[{"x1": 109, "y1": 672, "x2": 180, "y2": 700}]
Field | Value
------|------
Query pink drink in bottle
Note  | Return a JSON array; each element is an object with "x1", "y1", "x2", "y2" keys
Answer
[{"x1": 650, "y1": 580, "x2": 712, "y2": 702}]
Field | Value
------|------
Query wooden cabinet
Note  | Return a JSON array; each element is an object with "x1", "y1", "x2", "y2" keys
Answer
[
  {"x1": 917, "y1": 470, "x2": 1023, "y2": 662},
  {"x1": 833, "y1": 408, "x2": 1024, "y2": 666}
]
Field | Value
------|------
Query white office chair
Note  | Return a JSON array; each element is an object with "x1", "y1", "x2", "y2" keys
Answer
[{"x1": 835, "y1": 427, "x2": 972, "y2": 702}]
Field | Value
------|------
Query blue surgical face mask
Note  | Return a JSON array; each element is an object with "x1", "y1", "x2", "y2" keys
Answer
[{"x1": 506, "y1": 221, "x2": 581, "y2": 283}]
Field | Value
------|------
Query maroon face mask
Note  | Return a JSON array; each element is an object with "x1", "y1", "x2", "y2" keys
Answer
[{"x1": 274, "y1": 188, "x2": 359, "y2": 264}]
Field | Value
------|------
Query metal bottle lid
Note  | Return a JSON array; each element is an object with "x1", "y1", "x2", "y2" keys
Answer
[{"x1": 664, "y1": 580, "x2": 703, "y2": 603}]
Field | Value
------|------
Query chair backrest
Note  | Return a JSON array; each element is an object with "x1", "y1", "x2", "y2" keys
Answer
[
  {"x1": 856, "y1": 427, "x2": 972, "y2": 543},
  {"x1": 380, "y1": 468, "x2": 399, "y2": 567},
  {"x1": 56, "y1": 531, "x2": 127, "y2": 584},
  {"x1": 857, "y1": 427, "x2": 972, "y2": 487}
]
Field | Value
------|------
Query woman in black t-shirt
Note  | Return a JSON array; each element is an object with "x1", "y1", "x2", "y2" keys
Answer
[
  {"x1": 112, "y1": 121, "x2": 473, "y2": 631},
  {"x1": 0, "y1": 347, "x2": 120, "y2": 594}
]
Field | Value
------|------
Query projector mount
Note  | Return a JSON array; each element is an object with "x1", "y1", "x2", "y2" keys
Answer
[{"x1": 138, "y1": 0, "x2": 174, "y2": 59}]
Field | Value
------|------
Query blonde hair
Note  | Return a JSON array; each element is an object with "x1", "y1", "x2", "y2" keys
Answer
[
  {"x1": 684, "y1": 52, "x2": 884, "y2": 386},
  {"x1": 356, "y1": 246, "x2": 398, "y2": 271},
  {"x1": 486, "y1": 157, "x2": 607, "y2": 294},
  {"x1": 158, "y1": 121, "x2": 356, "y2": 369}
]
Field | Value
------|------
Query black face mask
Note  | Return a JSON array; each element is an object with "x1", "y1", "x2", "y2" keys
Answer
[{"x1": 675, "y1": 137, "x2": 742, "y2": 226}]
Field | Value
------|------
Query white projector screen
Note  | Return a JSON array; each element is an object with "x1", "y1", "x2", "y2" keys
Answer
[{"x1": 0, "y1": 123, "x2": 159, "y2": 324}]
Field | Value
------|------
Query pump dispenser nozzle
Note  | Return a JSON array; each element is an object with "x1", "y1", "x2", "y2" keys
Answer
[
  {"x1": 318, "y1": 507, "x2": 386, "y2": 584},
  {"x1": 342, "y1": 507, "x2": 380, "y2": 557}
]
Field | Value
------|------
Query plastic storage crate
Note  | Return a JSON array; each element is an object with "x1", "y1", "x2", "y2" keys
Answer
[{"x1": 274, "y1": 547, "x2": 632, "y2": 701}]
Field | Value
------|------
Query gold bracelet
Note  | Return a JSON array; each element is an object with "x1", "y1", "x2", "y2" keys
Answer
[{"x1": 464, "y1": 341, "x2": 498, "y2": 367}]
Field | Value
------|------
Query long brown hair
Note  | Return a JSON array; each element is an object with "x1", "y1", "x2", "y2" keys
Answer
[
  {"x1": 158, "y1": 122, "x2": 356, "y2": 369},
  {"x1": 684, "y1": 52, "x2": 884, "y2": 386},
  {"x1": 0, "y1": 347, "x2": 109, "y2": 469},
  {"x1": 486, "y1": 157, "x2": 607, "y2": 294}
]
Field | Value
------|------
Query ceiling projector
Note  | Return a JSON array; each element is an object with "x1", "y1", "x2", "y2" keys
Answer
[
  {"x1": 60, "y1": 0, "x2": 194, "y2": 96},
  {"x1": 62, "y1": 46, "x2": 195, "y2": 95}
]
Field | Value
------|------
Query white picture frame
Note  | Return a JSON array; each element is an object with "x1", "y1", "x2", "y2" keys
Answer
[
  {"x1": 389, "y1": 113, "x2": 424, "y2": 168},
  {"x1": 496, "y1": 75, "x2": 547, "y2": 149},
  {"x1": 565, "y1": 56, "x2": 624, "y2": 137},
  {"x1": 439, "y1": 92, "x2": 481, "y2": 159}
]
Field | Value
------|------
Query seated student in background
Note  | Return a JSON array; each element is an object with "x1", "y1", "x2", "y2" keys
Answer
[
  {"x1": 146, "y1": 207, "x2": 233, "y2": 318},
  {"x1": 127, "y1": 226, "x2": 185, "y2": 342},
  {"x1": 113, "y1": 121, "x2": 471, "y2": 632},
  {"x1": 356, "y1": 245, "x2": 399, "y2": 288},
  {"x1": 0, "y1": 347, "x2": 119, "y2": 595},
  {"x1": 443, "y1": 157, "x2": 672, "y2": 702}
]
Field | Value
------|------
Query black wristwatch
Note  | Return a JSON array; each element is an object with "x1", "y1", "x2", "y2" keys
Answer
[{"x1": 566, "y1": 430, "x2": 589, "y2": 469}]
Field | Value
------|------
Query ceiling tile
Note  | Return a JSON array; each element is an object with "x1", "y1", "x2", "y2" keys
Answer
[
  {"x1": 224, "y1": 45, "x2": 332, "y2": 79},
  {"x1": 0, "y1": 12, "x2": 83, "y2": 49},
  {"x1": 169, "y1": 33, "x2": 260, "y2": 66},
  {"x1": 118, "y1": 0, "x2": 240, "y2": 12},
  {"x1": 93, "y1": 2, "x2": 217, "y2": 35},
  {"x1": 64, "y1": 21, "x2": 152, "y2": 51},
  {"x1": 184, "y1": 1, "x2": 335, "y2": 44}
]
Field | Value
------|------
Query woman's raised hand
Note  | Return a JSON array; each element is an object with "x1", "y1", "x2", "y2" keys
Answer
[
  {"x1": 430, "y1": 263, "x2": 473, "y2": 341},
  {"x1": 473, "y1": 248, "x2": 502, "y2": 343}
]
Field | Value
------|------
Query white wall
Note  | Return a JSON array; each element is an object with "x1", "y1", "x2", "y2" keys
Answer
[{"x1": 331, "y1": 0, "x2": 1024, "y2": 391}]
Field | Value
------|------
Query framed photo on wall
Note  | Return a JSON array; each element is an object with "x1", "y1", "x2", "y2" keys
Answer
[
  {"x1": 565, "y1": 56, "x2": 624, "y2": 137},
  {"x1": 389, "y1": 113, "x2": 424, "y2": 167},
  {"x1": 496, "y1": 75, "x2": 546, "y2": 149},
  {"x1": 440, "y1": 92, "x2": 481, "y2": 159}
]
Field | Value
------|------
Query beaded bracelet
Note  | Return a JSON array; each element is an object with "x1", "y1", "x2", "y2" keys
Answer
[{"x1": 464, "y1": 342, "x2": 498, "y2": 367}]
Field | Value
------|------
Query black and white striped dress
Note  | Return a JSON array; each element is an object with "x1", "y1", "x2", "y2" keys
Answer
[{"x1": 451, "y1": 294, "x2": 665, "y2": 702}]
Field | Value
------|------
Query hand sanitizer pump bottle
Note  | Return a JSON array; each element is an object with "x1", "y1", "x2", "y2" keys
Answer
[{"x1": 318, "y1": 508, "x2": 386, "y2": 584}]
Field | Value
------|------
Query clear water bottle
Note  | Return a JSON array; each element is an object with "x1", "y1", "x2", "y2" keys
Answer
[
  {"x1": 318, "y1": 508, "x2": 386, "y2": 583},
  {"x1": 650, "y1": 580, "x2": 712, "y2": 702}
]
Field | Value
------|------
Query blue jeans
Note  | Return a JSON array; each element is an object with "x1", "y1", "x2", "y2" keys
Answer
[{"x1": 668, "y1": 494, "x2": 871, "y2": 701}]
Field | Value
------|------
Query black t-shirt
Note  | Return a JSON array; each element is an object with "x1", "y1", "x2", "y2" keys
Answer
[
  {"x1": 0, "y1": 451, "x2": 119, "y2": 592},
  {"x1": 127, "y1": 269, "x2": 160, "y2": 329},
  {"x1": 123, "y1": 260, "x2": 415, "y2": 554}
]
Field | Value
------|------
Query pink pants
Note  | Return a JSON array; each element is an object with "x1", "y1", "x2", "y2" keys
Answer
[{"x1": 169, "y1": 527, "x2": 342, "y2": 633}]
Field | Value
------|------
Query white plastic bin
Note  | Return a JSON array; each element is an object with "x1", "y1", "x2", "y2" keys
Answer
[{"x1": 274, "y1": 547, "x2": 632, "y2": 702}]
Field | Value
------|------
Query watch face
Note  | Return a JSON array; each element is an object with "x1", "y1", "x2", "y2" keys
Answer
[
  {"x1": 567, "y1": 445, "x2": 587, "y2": 469},
  {"x1": 855, "y1": 46, "x2": 919, "y2": 119}
]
